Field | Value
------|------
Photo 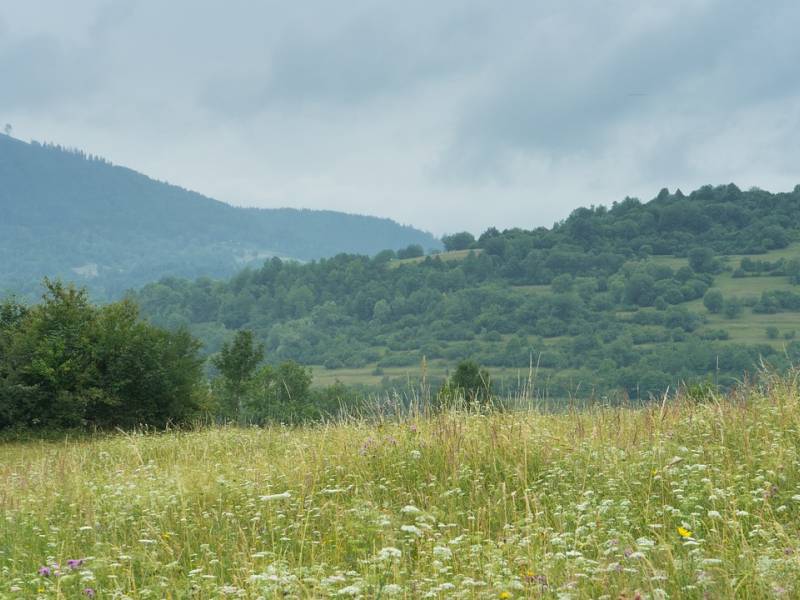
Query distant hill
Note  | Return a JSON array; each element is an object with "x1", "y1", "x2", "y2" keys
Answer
[{"x1": 0, "y1": 135, "x2": 440, "y2": 298}]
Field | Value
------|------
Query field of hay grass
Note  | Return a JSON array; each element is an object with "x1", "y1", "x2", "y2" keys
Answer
[{"x1": 2, "y1": 377, "x2": 800, "y2": 598}]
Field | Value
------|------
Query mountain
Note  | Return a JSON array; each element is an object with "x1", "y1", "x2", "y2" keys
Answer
[
  {"x1": 0, "y1": 135, "x2": 440, "y2": 298},
  {"x1": 133, "y1": 183, "x2": 800, "y2": 398}
]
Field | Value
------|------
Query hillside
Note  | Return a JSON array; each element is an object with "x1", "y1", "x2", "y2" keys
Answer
[
  {"x1": 3, "y1": 381, "x2": 800, "y2": 597},
  {"x1": 135, "y1": 184, "x2": 800, "y2": 398},
  {"x1": 0, "y1": 135, "x2": 440, "y2": 298}
]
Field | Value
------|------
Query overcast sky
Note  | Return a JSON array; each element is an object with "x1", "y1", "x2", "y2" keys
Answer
[{"x1": 2, "y1": 1, "x2": 799, "y2": 235}]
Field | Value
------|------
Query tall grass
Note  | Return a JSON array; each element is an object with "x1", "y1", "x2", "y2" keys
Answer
[{"x1": 1, "y1": 374, "x2": 799, "y2": 598}]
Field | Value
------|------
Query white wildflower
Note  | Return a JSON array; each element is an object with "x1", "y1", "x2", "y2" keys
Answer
[
  {"x1": 376, "y1": 547, "x2": 402, "y2": 561},
  {"x1": 432, "y1": 546, "x2": 452, "y2": 560},
  {"x1": 382, "y1": 584, "x2": 403, "y2": 595},
  {"x1": 260, "y1": 491, "x2": 291, "y2": 501}
]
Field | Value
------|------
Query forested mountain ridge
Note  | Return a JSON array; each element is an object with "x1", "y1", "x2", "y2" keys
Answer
[
  {"x1": 0, "y1": 134, "x2": 440, "y2": 298},
  {"x1": 135, "y1": 183, "x2": 800, "y2": 398}
]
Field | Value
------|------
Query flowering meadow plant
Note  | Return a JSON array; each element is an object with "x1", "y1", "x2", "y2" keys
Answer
[{"x1": 2, "y1": 379, "x2": 800, "y2": 597}]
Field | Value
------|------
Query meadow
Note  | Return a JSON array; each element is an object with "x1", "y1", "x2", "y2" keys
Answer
[{"x1": 2, "y1": 377, "x2": 800, "y2": 598}]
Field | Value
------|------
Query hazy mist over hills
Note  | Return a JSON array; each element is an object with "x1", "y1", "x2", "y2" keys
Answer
[{"x1": 0, "y1": 134, "x2": 440, "y2": 298}]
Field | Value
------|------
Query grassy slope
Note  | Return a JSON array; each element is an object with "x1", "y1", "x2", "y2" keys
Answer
[
  {"x1": 2, "y1": 381, "x2": 800, "y2": 598},
  {"x1": 391, "y1": 249, "x2": 484, "y2": 267}
]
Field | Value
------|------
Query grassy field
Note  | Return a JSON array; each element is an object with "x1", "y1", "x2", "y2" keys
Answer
[
  {"x1": 309, "y1": 363, "x2": 541, "y2": 389},
  {"x1": 2, "y1": 380, "x2": 800, "y2": 598},
  {"x1": 391, "y1": 249, "x2": 484, "y2": 267}
]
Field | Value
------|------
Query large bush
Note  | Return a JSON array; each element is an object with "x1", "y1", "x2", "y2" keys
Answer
[{"x1": 0, "y1": 280, "x2": 205, "y2": 429}]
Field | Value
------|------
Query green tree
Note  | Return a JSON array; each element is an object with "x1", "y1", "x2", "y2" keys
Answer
[
  {"x1": 241, "y1": 361, "x2": 313, "y2": 424},
  {"x1": 723, "y1": 297, "x2": 744, "y2": 319},
  {"x1": 397, "y1": 244, "x2": 424, "y2": 259},
  {"x1": 0, "y1": 279, "x2": 204, "y2": 430},
  {"x1": 688, "y1": 248, "x2": 715, "y2": 273},
  {"x1": 448, "y1": 360, "x2": 492, "y2": 403},
  {"x1": 442, "y1": 232, "x2": 475, "y2": 251},
  {"x1": 212, "y1": 330, "x2": 264, "y2": 417},
  {"x1": 703, "y1": 289, "x2": 724, "y2": 314}
]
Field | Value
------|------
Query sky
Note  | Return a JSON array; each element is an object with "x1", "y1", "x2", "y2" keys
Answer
[{"x1": 1, "y1": 1, "x2": 799, "y2": 236}]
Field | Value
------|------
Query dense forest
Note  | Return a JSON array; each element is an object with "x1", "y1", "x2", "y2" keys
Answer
[
  {"x1": 0, "y1": 135, "x2": 439, "y2": 299},
  {"x1": 134, "y1": 184, "x2": 800, "y2": 399}
]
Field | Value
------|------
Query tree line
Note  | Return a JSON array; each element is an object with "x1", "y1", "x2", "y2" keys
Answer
[{"x1": 0, "y1": 280, "x2": 496, "y2": 430}]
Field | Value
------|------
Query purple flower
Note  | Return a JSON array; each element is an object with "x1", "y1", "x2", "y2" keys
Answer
[
  {"x1": 83, "y1": 588, "x2": 96, "y2": 598},
  {"x1": 67, "y1": 558, "x2": 85, "y2": 569},
  {"x1": 38, "y1": 566, "x2": 51, "y2": 577}
]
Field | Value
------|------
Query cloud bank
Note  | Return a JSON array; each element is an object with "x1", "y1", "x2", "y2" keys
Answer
[{"x1": 2, "y1": 0, "x2": 799, "y2": 235}]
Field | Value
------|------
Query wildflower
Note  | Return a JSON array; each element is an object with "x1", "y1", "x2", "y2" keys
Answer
[
  {"x1": 400, "y1": 505, "x2": 421, "y2": 515},
  {"x1": 677, "y1": 526, "x2": 692, "y2": 538},
  {"x1": 400, "y1": 524, "x2": 423, "y2": 536},
  {"x1": 338, "y1": 584, "x2": 361, "y2": 596},
  {"x1": 38, "y1": 566, "x2": 51, "y2": 577},
  {"x1": 499, "y1": 592, "x2": 512, "y2": 599},
  {"x1": 376, "y1": 547, "x2": 402, "y2": 560},
  {"x1": 67, "y1": 558, "x2": 85, "y2": 569},
  {"x1": 83, "y1": 588, "x2": 96, "y2": 598},
  {"x1": 432, "y1": 546, "x2": 452, "y2": 560},
  {"x1": 707, "y1": 510, "x2": 722, "y2": 519},
  {"x1": 259, "y1": 491, "x2": 291, "y2": 501},
  {"x1": 382, "y1": 584, "x2": 403, "y2": 595}
]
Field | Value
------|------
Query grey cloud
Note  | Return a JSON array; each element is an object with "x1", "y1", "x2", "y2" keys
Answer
[
  {"x1": 1, "y1": 0, "x2": 799, "y2": 235},
  {"x1": 0, "y1": 35, "x2": 104, "y2": 109},
  {"x1": 201, "y1": 2, "x2": 494, "y2": 118},
  {"x1": 441, "y1": 1, "x2": 800, "y2": 179}
]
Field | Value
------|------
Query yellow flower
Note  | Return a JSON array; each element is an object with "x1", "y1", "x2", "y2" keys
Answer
[
  {"x1": 677, "y1": 526, "x2": 692, "y2": 538},
  {"x1": 499, "y1": 592, "x2": 512, "y2": 599}
]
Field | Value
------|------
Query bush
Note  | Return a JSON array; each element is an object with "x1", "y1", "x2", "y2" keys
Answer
[
  {"x1": 0, "y1": 280, "x2": 205, "y2": 430},
  {"x1": 703, "y1": 290, "x2": 724, "y2": 314}
]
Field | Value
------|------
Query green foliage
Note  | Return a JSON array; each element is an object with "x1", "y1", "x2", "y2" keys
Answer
[
  {"x1": 723, "y1": 297, "x2": 744, "y2": 319},
  {"x1": 211, "y1": 330, "x2": 264, "y2": 416},
  {"x1": 442, "y1": 231, "x2": 476, "y2": 251},
  {"x1": 443, "y1": 360, "x2": 492, "y2": 403},
  {"x1": 688, "y1": 247, "x2": 717, "y2": 273},
  {"x1": 0, "y1": 280, "x2": 204, "y2": 429},
  {"x1": 396, "y1": 244, "x2": 425, "y2": 259},
  {"x1": 125, "y1": 184, "x2": 800, "y2": 400},
  {"x1": 703, "y1": 289, "x2": 724, "y2": 313}
]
